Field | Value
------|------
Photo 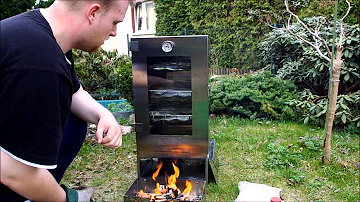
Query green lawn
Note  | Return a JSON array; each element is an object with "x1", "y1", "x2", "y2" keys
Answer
[{"x1": 61, "y1": 116, "x2": 360, "y2": 201}]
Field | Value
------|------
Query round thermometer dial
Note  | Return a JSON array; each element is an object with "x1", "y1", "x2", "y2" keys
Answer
[{"x1": 162, "y1": 41, "x2": 174, "y2": 52}]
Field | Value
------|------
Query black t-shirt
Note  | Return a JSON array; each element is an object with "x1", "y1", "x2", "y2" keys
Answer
[{"x1": 0, "y1": 9, "x2": 80, "y2": 201}]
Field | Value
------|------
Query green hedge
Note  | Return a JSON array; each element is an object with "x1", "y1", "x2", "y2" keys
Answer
[{"x1": 210, "y1": 71, "x2": 297, "y2": 120}]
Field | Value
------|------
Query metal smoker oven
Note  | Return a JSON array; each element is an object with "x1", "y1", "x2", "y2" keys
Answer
[{"x1": 124, "y1": 35, "x2": 215, "y2": 201}]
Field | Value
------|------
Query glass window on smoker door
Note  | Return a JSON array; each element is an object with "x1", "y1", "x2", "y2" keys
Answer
[{"x1": 147, "y1": 56, "x2": 192, "y2": 136}]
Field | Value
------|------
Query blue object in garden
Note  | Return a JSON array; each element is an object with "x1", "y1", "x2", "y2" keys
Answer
[
  {"x1": 96, "y1": 99, "x2": 127, "y2": 108},
  {"x1": 96, "y1": 99, "x2": 134, "y2": 120}
]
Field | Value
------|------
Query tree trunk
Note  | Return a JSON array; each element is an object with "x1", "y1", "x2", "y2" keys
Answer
[{"x1": 322, "y1": 45, "x2": 343, "y2": 164}]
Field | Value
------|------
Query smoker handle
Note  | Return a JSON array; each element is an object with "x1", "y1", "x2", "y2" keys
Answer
[
  {"x1": 134, "y1": 123, "x2": 143, "y2": 133},
  {"x1": 208, "y1": 84, "x2": 211, "y2": 102},
  {"x1": 209, "y1": 138, "x2": 216, "y2": 160}
]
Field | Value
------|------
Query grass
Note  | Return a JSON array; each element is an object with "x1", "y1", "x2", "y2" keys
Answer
[{"x1": 61, "y1": 116, "x2": 360, "y2": 201}]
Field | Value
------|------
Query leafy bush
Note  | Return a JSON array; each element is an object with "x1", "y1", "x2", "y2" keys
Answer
[
  {"x1": 107, "y1": 102, "x2": 133, "y2": 112},
  {"x1": 209, "y1": 71, "x2": 297, "y2": 120},
  {"x1": 73, "y1": 49, "x2": 118, "y2": 95},
  {"x1": 114, "y1": 56, "x2": 133, "y2": 105},
  {"x1": 73, "y1": 49, "x2": 133, "y2": 104},
  {"x1": 286, "y1": 89, "x2": 360, "y2": 129},
  {"x1": 258, "y1": 19, "x2": 360, "y2": 96},
  {"x1": 258, "y1": 17, "x2": 359, "y2": 130}
]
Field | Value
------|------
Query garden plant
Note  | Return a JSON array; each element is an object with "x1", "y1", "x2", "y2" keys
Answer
[{"x1": 73, "y1": 49, "x2": 134, "y2": 105}]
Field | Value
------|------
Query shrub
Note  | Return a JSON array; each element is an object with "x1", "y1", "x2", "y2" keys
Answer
[
  {"x1": 286, "y1": 89, "x2": 360, "y2": 129},
  {"x1": 73, "y1": 49, "x2": 133, "y2": 104},
  {"x1": 209, "y1": 70, "x2": 297, "y2": 120},
  {"x1": 114, "y1": 56, "x2": 133, "y2": 105},
  {"x1": 73, "y1": 49, "x2": 117, "y2": 95}
]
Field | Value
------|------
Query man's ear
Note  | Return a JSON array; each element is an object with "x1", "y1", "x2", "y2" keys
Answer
[{"x1": 86, "y1": 3, "x2": 101, "y2": 24}]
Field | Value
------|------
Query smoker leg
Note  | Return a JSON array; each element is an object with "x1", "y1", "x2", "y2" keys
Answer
[{"x1": 207, "y1": 159, "x2": 217, "y2": 184}]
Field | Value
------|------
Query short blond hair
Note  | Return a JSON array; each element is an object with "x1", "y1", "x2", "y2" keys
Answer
[{"x1": 61, "y1": 0, "x2": 133, "y2": 11}]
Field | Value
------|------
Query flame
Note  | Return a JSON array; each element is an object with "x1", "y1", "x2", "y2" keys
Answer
[
  {"x1": 167, "y1": 163, "x2": 180, "y2": 189},
  {"x1": 138, "y1": 189, "x2": 145, "y2": 195},
  {"x1": 173, "y1": 162, "x2": 180, "y2": 178},
  {"x1": 152, "y1": 161, "x2": 163, "y2": 181},
  {"x1": 154, "y1": 183, "x2": 162, "y2": 195},
  {"x1": 182, "y1": 180, "x2": 192, "y2": 195},
  {"x1": 137, "y1": 161, "x2": 193, "y2": 199},
  {"x1": 137, "y1": 189, "x2": 150, "y2": 198}
]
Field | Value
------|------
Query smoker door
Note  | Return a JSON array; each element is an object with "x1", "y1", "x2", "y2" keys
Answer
[
  {"x1": 147, "y1": 56, "x2": 192, "y2": 135},
  {"x1": 131, "y1": 36, "x2": 209, "y2": 159}
]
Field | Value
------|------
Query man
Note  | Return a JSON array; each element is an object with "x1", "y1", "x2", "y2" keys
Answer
[{"x1": 0, "y1": 0, "x2": 131, "y2": 201}]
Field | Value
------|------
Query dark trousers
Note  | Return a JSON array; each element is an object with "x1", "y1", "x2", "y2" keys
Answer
[{"x1": 49, "y1": 113, "x2": 88, "y2": 182}]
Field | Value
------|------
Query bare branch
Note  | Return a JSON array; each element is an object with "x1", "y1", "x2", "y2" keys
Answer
[
  {"x1": 316, "y1": 20, "x2": 326, "y2": 34},
  {"x1": 338, "y1": 0, "x2": 351, "y2": 46},
  {"x1": 341, "y1": 0, "x2": 351, "y2": 22},
  {"x1": 339, "y1": 23, "x2": 344, "y2": 47},
  {"x1": 284, "y1": 1, "x2": 322, "y2": 42},
  {"x1": 284, "y1": 0, "x2": 332, "y2": 59},
  {"x1": 286, "y1": 14, "x2": 331, "y2": 62},
  {"x1": 312, "y1": 34, "x2": 321, "y2": 47}
]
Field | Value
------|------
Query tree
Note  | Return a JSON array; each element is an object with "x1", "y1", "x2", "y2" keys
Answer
[
  {"x1": 0, "y1": 0, "x2": 55, "y2": 20},
  {"x1": 283, "y1": 0, "x2": 352, "y2": 164},
  {"x1": 34, "y1": 0, "x2": 54, "y2": 9},
  {"x1": 0, "y1": 0, "x2": 36, "y2": 20}
]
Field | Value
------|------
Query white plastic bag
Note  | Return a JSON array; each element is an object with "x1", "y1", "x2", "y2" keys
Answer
[{"x1": 234, "y1": 181, "x2": 282, "y2": 202}]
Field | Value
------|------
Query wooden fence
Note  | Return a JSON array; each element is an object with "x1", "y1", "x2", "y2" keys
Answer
[{"x1": 209, "y1": 68, "x2": 253, "y2": 76}]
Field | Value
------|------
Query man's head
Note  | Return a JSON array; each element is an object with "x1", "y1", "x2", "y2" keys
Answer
[
  {"x1": 62, "y1": 0, "x2": 122, "y2": 12},
  {"x1": 54, "y1": 0, "x2": 131, "y2": 52}
]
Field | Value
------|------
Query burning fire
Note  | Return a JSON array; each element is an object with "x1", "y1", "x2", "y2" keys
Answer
[
  {"x1": 183, "y1": 180, "x2": 192, "y2": 195},
  {"x1": 152, "y1": 161, "x2": 162, "y2": 181},
  {"x1": 137, "y1": 161, "x2": 193, "y2": 201}
]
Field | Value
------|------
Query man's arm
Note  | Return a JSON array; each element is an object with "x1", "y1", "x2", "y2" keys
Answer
[
  {"x1": 70, "y1": 86, "x2": 122, "y2": 149},
  {"x1": 0, "y1": 150, "x2": 66, "y2": 201}
]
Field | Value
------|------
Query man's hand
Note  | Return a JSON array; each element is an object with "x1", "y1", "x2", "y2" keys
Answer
[
  {"x1": 95, "y1": 112, "x2": 122, "y2": 149},
  {"x1": 71, "y1": 87, "x2": 123, "y2": 149}
]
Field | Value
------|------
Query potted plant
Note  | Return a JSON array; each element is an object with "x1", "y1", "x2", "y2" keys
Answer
[{"x1": 106, "y1": 101, "x2": 134, "y2": 120}]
